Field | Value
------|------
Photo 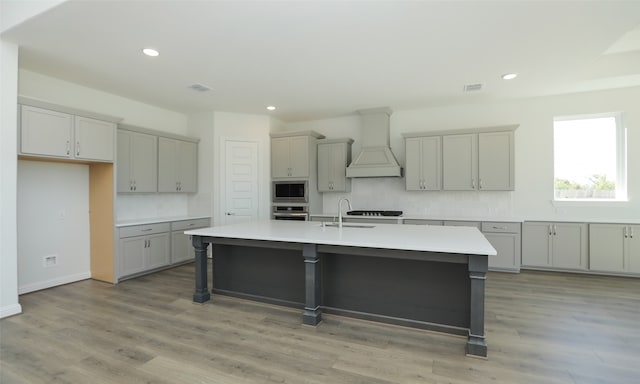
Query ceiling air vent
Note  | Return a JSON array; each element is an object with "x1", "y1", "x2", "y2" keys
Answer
[
  {"x1": 188, "y1": 83, "x2": 212, "y2": 92},
  {"x1": 463, "y1": 83, "x2": 484, "y2": 92}
]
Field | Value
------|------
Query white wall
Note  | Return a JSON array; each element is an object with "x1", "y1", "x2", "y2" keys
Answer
[
  {"x1": 18, "y1": 69, "x2": 191, "y2": 221},
  {"x1": 17, "y1": 161, "x2": 91, "y2": 293},
  {"x1": 195, "y1": 112, "x2": 272, "y2": 225},
  {"x1": 0, "y1": 39, "x2": 22, "y2": 318},
  {"x1": 285, "y1": 87, "x2": 640, "y2": 221},
  {"x1": 19, "y1": 69, "x2": 188, "y2": 133},
  {"x1": 186, "y1": 111, "x2": 215, "y2": 218}
]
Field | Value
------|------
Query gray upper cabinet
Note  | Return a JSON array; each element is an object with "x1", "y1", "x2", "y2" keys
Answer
[
  {"x1": 73, "y1": 116, "x2": 116, "y2": 161},
  {"x1": 20, "y1": 105, "x2": 115, "y2": 162},
  {"x1": 117, "y1": 130, "x2": 157, "y2": 193},
  {"x1": 478, "y1": 131, "x2": 515, "y2": 190},
  {"x1": 436, "y1": 127, "x2": 515, "y2": 191},
  {"x1": 317, "y1": 139, "x2": 353, "y2": 192},
  {"x1": 158, "y1": 137, "x2": 197, "y2": 193},
  {"x1": 405, "y1": 136, "x2": 442, "y2": 191},
  {"x1": 271, "y1": 136, "x2": 310, "y2": 178},
  {"x1": 270, "y1": 131, "x2": 325, "y2": 179},
  {"x1": 522, "y1": 222, "x2": 588, "y2": 270},
  {"x1": 443, "y1": 134, "x2": 478, "y2": 190},
  {"x1": 590, "y1": 224, "x2": 640, "y2": 274}
]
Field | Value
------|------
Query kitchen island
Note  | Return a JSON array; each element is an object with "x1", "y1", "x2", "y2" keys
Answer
[{"x1": 186, "y1": 220, "x2": 496, "y2": 357}]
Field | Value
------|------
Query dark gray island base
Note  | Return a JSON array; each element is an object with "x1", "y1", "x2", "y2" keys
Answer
[{"x1": 191, "y1": 235, "x2": 489, "y2": 358}]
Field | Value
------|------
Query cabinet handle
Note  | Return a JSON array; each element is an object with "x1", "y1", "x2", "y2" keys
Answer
[
  {"x1": 141, "y1": 228, "x2": 152, "y2": 232},
  {"x1": 479, "y1": 179, "x2": 483, "y2": 189},
  {"x1": 133, "y1": 180, "x2": 137, "y2": 191},
  {"x1": 492, "y1": 226, "x2": 508, "y2": 230},
  {"x1": 630, "y1": 227, "x2": 634, "y2": 239},
  {"x1": 471, "y1": 179, "x2": 476, "y2": 189},
  {"x1": 66, "y1": 141, "x2": 70, "y2": 155},
  {"x1": 624, "y1": 226, "x2": 628, "y2": 238},
  {"x1": 76, "y1": 142, "x2": 80, "y2": 156},
  {"x1": 553, "y1": 224, "x2": 557, "y2": 236},
  {"x1": 548, "y1": 225, "x2": 553, "y2": 236}
]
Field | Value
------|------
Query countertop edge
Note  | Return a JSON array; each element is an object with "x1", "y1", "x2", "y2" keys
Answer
[{"x1": 116, "y1": 216, "x2": 211, "y2": 227}]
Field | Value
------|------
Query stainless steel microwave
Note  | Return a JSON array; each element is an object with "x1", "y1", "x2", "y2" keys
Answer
[{"x1": 272, "y1": 180, "x2": 308, "y2": 203}]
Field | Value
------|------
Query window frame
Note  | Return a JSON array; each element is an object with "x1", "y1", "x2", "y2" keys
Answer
[{"x1": 552, "y1": 112, "x2": 627, "y2": 202}]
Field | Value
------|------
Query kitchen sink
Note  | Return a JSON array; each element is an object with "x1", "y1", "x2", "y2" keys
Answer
[{"x1": 321, "y1": 223, "x2": 375, "y2": 229}]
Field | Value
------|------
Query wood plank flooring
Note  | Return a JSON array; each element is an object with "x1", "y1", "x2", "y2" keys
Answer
[{"x1": 1, "y1": 264, "x2": 639, "y2": 383}]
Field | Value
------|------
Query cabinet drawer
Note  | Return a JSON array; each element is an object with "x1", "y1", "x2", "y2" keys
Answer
[
  {"x1": 171, "y1": 218, "x2": 210, "y2": 231},
  {"x1": 482, "y1": 222, "x2": 521, "y2": 234},
  {"x1": 119, "y1": 223, "x2": 170, "y2": 238}
]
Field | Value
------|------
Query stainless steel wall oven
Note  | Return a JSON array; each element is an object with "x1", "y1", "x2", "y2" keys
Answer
[{"x1": 272, "y1": 205, "x2": 309, "y2": 221}]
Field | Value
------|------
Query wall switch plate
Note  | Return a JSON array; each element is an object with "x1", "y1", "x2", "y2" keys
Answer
[{"x1": 43, "y1": 255, "x2": 57, "y2": 267}]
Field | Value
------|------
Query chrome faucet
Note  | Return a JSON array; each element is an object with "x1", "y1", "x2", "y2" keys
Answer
[{"x1": 337, "y1": 198, "x2": 352, "y2": 228}]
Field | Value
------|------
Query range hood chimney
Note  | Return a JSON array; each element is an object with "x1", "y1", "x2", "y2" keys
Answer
[{"x1": 346, "y1": 107, "x2": 403, "y2": 178}]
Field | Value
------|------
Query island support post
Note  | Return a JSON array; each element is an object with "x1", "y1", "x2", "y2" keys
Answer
[
  {"x1": 303, "y1": 243, "x2": 322, "y2": 325},
  {"x1": 466, "y1": 254, "x2": 488, "y2": 358},
  {"x1": 192, "y1": 235, "x2": 210, "y2": 303}
]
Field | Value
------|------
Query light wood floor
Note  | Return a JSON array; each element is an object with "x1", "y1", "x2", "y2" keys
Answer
[{"x1": 1, "y1": 264, "x2": 639, "y2": 384}]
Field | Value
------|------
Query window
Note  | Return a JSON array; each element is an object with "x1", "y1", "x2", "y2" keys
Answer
[{"x1": 554, "y1": 113, "x2": 626, "y2": 201}]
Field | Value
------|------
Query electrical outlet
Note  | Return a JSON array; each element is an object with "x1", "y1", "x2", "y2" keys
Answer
[{"x1": 43, "y1": 255, "x2": 58, "y2": 267}]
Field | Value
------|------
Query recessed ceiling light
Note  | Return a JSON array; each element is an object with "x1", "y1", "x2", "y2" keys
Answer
[
  {"x1": 142, "y1": 48, "x2": 159, "y2": 57},
  {"x1": 266, "y1": 106, "x2": 276, "y2": 111},
  {"x1": 502, "y1": 73, "x2": 517, "y2": 80}
]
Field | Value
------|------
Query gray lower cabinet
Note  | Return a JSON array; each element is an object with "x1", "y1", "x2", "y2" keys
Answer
[
  {"x1": 170, "y1": 218, "x2": 210, "y2": 264},
  {"x1": 118, "y1": 223, "x2": 170, "y2": 278},
  {"x1": 403, "y1": 219, "x2": 521, "y2": 272},
  {"x1": 482, "y1": 222, "x2": 521, "y2": 272},
  {"x1": 522, "y1": 222, "x2": 588, "y2": 270},
  {"x1": 589, "y1": 224, "x2": 640, "y2": 274}
]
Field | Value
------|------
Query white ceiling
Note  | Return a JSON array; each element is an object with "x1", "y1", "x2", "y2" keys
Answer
[{"x1": 3, "y1": 0, "x2": 640, "y2": 122}]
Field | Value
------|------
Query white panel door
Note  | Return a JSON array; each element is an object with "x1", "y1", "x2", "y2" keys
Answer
[{"x1": 224, "y1": 140, "x2": 259, "y2": 224}]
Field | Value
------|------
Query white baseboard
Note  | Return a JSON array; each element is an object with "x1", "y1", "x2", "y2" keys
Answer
[
  {"x1": 18, "y1": 271, "x2": 91, "y2": 295},
  {"x1": 0, "y1": 303, "x2": 23, "y2": 319}
]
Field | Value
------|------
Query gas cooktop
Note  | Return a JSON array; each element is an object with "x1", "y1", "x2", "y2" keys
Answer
[{"x1": 347, "y1": 210, "x2": 403, "y2": 217}]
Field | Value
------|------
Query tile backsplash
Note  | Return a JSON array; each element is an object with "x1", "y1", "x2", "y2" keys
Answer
[
  {"x1": 322, "y1": 178, "x2": 513, "y2": 218},
  {"x1": 116, "y1": 194, "x2": 189, "y2": 221}
]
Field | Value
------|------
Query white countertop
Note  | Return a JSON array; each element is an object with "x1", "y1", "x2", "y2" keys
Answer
[
  {"x1": 116, "y1": 215, "x2": 210, "y2": 227},
  {"x1": 185, "y1": 220, "x2": 497, "y2": 256}
]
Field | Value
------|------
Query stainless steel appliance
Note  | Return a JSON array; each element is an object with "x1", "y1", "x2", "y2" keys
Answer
[
  {"x1": 272, "y1": 205, "x2": 309, "y2": 221},
  {"x1": 272, "y1": 180, "x2": 308, "y2": 203}
]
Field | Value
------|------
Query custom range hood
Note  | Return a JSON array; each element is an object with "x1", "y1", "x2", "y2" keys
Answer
[{"x1": 346, "y1": 107, "x2": 403, "y2": 178}]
